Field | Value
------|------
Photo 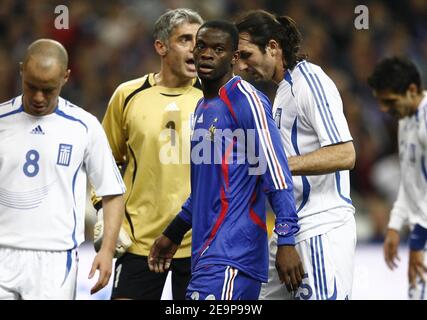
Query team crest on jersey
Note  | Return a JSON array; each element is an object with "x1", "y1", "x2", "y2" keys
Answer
[
  {"x1": 207, "y1": 124, "x2": 216, "y2": 141},
  {"x1": 57, "y1": 144, "x2": 73, "y2": 166}
]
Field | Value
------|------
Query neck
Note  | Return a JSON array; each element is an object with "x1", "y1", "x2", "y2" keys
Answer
[
  {"x1": 155, "y1": 66, "x2": 193, "y2": 88},
  {"x1": 414, "y1": 91, "x2": 426, "y2": 110},
  {"x1": 272, "y1": 57, "x2": 285, "y2": 84},
  {"x1": 202, "y1": 72, "x2": 234, "y2": 99}
]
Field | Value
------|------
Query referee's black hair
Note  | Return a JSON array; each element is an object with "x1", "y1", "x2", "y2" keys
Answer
[
  {"x1": 368, "y1": 56, "x2": 422, "y2": 94},
  {"x1": 198, "y1": 20, "x2": 239, "y2": 51}
]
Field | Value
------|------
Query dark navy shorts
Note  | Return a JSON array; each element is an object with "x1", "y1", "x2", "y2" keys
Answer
[{"x1": 186, "y1": 264, "x2": 261, "y2": 300}]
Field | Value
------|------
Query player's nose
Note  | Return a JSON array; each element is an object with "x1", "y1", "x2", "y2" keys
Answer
[
  {"x1": 237, "y1": 60, "x2": 248, "y2": 71},
  {"x1": 33, "y1": 90, "x2": 45, "y2": 103}
]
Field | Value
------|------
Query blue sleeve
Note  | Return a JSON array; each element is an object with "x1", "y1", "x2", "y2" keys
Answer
[
  {"x1": 232, "y1": 81, "x2": 299, "y2": 245},
  {"x1": 409, "y1": 224, "x2": 427, "y2": 250},
  {"x1": 178, "y1": 194, "x2": 192, "y2": 225}
]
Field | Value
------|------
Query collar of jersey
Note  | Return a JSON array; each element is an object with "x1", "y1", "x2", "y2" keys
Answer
[{"x1": 148, "y1": 73, "x2": 196, "y2": 95}]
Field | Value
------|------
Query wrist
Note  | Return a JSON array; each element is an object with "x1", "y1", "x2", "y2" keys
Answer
[{"x1": 163, "y1": 215, "x2": 191, "y2": 245}]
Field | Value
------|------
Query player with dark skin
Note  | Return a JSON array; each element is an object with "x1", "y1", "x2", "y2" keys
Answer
[{"x1": 149, "y1": 22, "x2": 304, "y2": 294}]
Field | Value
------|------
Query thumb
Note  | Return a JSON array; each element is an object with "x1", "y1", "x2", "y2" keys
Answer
[{"x1": 88, "y1": 260, "x2": 98, "y2": 279}]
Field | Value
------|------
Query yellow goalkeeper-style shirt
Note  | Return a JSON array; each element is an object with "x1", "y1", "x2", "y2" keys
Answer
[{"x1": 102, "y1": 73, "x2": 202, "y2": 258}]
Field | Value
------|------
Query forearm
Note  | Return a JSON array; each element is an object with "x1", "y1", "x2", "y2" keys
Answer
[
  {"x1": 100, "y1": 194, "x2": 125, "y2": 254},
  {"x1": 288, "y1": 141, "x2": 355, "y2": 176},
  {"x1": 268, "y1": 190, "x2": 299, "y2": 246}
]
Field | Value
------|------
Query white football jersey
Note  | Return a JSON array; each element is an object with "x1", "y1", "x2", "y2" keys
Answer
[
  {"x1": 273, "y1": 61, "x2": 355, "y2": 242},
  {"x1": 0, "y1": 95, "x2": 126, "y2": 251},
  {"x1": 388, "y1": 92, "x2": 427, "y2": 231}
]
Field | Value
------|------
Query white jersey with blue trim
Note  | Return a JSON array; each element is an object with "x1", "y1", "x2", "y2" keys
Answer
[
  {"x1": 388, "y1": 92, "x2": 427, "y2": 231},
  {"x1": 0, "y1": 95, "x2": 125, "y2": 251},
  {"x1": 273, "y1": 60, "x2": 355, "y2": 243}
]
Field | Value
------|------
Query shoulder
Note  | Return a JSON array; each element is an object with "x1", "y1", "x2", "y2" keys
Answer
[
  {"x1": 230, "y1": 78, "x2": 270, "y2": 107},
  {"x1": 0, "y1": 95, "x2": 23, "y2": 118},
  {"x1": 291, "y1": 61, "x2": 334, "y2": 90},
  {"x1": 56, "y1": 97, "x2": 100, "y2": 131},
  {"x1": 115, "y1": 74, "x2": 150, "y2": 94}
]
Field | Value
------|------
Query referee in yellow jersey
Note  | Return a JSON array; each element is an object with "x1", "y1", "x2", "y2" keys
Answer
[{"x1": 99, "y1": 8, "x2": 203, "y2": 299}]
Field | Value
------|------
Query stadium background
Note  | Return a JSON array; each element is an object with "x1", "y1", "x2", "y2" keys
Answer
[{"x1": 1, "y1": 0, "x2": 426, "y2": 299}]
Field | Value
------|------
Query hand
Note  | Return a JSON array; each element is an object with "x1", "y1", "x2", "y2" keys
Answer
[
  {"x1": 275, "y1": 245, "x2": 305, "y2": 292},
  {"x1": 93, "y1": 208, "x2": 132, "y2": 258},
  {"x1": 383, "y1": 228, "x2": 400, "y2": 270},
  {"x1": 408, "y1": 249, "x2": 427, "y2": 288},
  {"x1": 88, "y1": 248, "x2": 114, "y2": 295},
  {"x1": 148, "y1": 235, "x2": 178, "y2": 273}
]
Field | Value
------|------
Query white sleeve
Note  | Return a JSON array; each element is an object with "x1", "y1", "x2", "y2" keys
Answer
[
  {"x1": 297, "y1": 63, "x2": 353, "y2": 147},
  {"x1": 388, "y1": 183, "x2": 410, "y2": 231},
  {"x1": 84, "y1": 115, "x2": 126, "y2": 197}
]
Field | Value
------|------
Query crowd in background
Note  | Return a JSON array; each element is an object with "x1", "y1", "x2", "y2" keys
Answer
[{"x1": 1, "y1": 0, "x2": 426, "y2": 242}]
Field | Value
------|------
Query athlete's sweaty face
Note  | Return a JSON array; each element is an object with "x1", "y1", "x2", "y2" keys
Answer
[
  {"x1": 21, "y1": 57, "x2": 69, "y2": 116},
  {"x1": 193, "y1": 27, "x2": 236, "y2": 82},
  {"x1": 373, "y1": 89, "x2": 417, "y2": 119}
]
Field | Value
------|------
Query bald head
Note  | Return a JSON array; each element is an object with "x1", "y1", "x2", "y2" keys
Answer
[
  {"x1": 23, "y1": 39, "x2": 68, "y2": 73},
  {"x1": 21, "y1": 39, "x2": 70, "y2": 116}
]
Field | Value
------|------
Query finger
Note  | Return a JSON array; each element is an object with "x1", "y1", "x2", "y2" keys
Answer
[
  {"x1": 148, "y1": 251, "x2": 157, "y2": 272},
  {"x1": 283, "y1": 275, "x2": 292, "y2": 292},
  {"x1": 91, "y1": 269, "x2": 111, "y2": 295},
  {"x1": 276, "y1": 265, "x2": 285, "y2": 283},
  {"x1": 289, "y1": 270, "x2": 299, "y2": 291},
  {"x1": 91, "y1": 279, "x2": 103, "y2": 295},
  {"x1": 164, "y1": 258, "x2": 172, "y2": 271},
  {"x1": 299, "y1": 264, "x2": 305, "y2": 279},
  {"x1": 154, "y1": 258, "x2": 163, "y2": 273},
  {"x1": 295, "y1": 267, "x2": 303, "y2": 287},
  {"x1": 88, "y1": 260, "x2": 98, "y2": 279},
  {"x1": 158, "y1": 258, "x2": 165, "y2": 273}
]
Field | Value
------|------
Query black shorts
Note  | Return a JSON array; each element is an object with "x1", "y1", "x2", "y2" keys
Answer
[{"x1": 110, "y1": 252, "x2": 191, "y2": 300}]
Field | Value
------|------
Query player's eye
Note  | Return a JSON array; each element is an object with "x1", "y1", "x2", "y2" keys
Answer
[{"x1": 240, "y1": 52, "x2": 251, "y2": 59}]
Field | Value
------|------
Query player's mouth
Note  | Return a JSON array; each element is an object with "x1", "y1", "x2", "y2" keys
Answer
[
  {"x1": 31, "y1": 103, "x2": 46, "y2": 111},
  {"x1": 197, "y1": 63, "x2": 215, "y2": 75},
  {"x1": 185, "y1": 58, "x2": 196, "y2": 72}
]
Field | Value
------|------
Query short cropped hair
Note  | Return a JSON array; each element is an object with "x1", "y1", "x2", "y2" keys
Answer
[
  {"x1": 198, "y1": 20, "x2": 239, "y2": 51},
  {"x1": 368, "y1": 56, "x2": 422, "y2": 94},
  {"x1": 153, "y1": 8, "x2": 203, "y2": 43}
]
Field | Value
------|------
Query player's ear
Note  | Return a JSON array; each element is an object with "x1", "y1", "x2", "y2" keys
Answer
[
  {"x1": 154, "y1": 40, "x2": 168, "y2": 57},
  {"x1": 407, "y1": 83, "x2": 418, "y2": 98},
  {"x1": 19, "y1": 62, "x2": 23, "y2": 76},
  {"x1": 63, "y1": 69, "x2": 71, "y2": 85},
  {"x1": 266, "y1": 40, "x2": 279, "y2": 57},
  {"x1": 231, "y1": 50, "x2": 240, "y2": 66}
]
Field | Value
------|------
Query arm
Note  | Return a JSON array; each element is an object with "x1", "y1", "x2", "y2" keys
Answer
[
  {"x1": 91, "y1": 86, "x2": 127, "y2": 209},
  {"x1": 148, "y1": 195, "x2": 192, "y2": 273},
  {"x1": 293, "y1": 65, "x2": 354, "y2": 176},
  {"x1": 288, "y1": 141, "x2": 355, "y2": 176},
  {"x1": 383, "y1": 182, "x2": 410, "y2": 270},
  {"x1": 89, "y1": 194, "x2": 125, "y2": 294},
  {"x1": 235, "y1": 81, "x2": 304, "y2": 290}
]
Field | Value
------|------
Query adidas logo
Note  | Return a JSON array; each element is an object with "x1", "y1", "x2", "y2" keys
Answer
[{"x1": 30, "y1": 125, "x2": 45, "y2": 135}]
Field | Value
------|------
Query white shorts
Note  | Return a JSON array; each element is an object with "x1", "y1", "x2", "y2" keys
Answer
[
  {"x1": 260, "y1": 216, "x2": 356, "y2": 300},
  {"x1": 0, "y1": 247, "x2": 78, "y2": 300}
]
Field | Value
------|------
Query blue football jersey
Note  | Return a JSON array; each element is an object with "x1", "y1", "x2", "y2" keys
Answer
[{"x1": 178, "y1": 76, "x2": 299, "y2": 282}]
